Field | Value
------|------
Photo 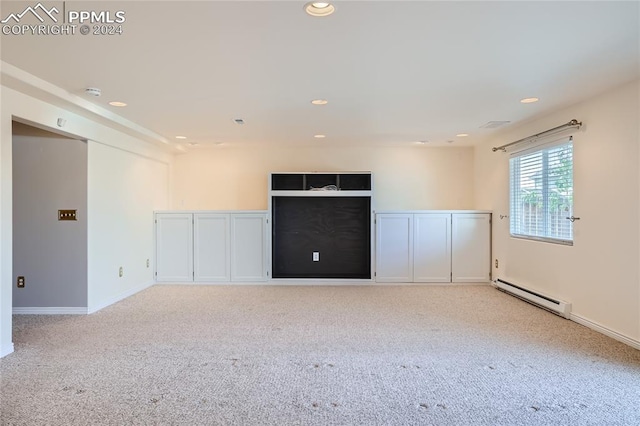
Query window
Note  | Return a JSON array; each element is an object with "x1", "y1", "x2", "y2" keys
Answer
[{"x1": 509, "y1": 138, "x2": 573, "y2": 245}]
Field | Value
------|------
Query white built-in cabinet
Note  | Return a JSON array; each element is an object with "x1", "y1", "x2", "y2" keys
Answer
[
  {"x1": 156, "y1": 213, "x2": 194, "y2": 282},
  {"x1": 451, "y1": 213, "x2": 491, "y2": 282},
  {"x1": 375, "y1": 214, "x2": 414, "y2": 282},
  {"x1": 376, "y1": 212, "x2": 490, "y2": 283},
  {"x1": 230, "y1": 213, "x2": 269, "y2": 281},
  {"x1": 414, "y1": 213, "x2": 452, "y2": 282},
  {"x1": 155, "y1": 211, "x2": 268, "y2": 282},
  {"x1": 194, "y1": 214, "x2": 230, "y2": 282}
]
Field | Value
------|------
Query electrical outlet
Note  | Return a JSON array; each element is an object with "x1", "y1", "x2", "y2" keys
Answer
[
  {"x1": 119, "y1": 267, "x2": 123, "y2": 277},
  {"x1": 313, "y1": 252, "x2": 319, "y2": 262},
  {"x1": 495, "y1": 259, "x2": 499, "y2": 268},
  {"x1": 17, "y1": 276, "x2": 25, "y2": 288},
  {"x1": 146, "y1": 259, "x2": 150, "y2": 268}
]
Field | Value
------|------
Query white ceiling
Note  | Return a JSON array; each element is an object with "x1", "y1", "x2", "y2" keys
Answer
[{"x1": 1, "y1": 1, "x2": 638, "y2": 150}]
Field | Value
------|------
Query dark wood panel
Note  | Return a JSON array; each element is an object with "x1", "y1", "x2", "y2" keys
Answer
[{"x1": 272, "y1": 197, "x2": 371, "y2": 278}]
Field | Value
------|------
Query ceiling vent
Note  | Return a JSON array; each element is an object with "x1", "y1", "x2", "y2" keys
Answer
[
  {"x1": 85, "y1": 87, "x2": 101, "y2": 97},
  {"x1": 480, "y1": 121, "x2": 510, "y2": 129}
]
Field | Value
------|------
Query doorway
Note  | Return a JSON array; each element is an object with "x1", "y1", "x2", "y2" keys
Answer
[{"x1": 12, "y1": 121, "x2": 88, "y2": 311}]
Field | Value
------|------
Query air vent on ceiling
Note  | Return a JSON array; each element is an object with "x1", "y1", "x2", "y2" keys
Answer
[
  {"x1": 480, "y1": 121, "x2": 511, "y2": 129},
  {"x1": 85, "y1": 87, "x2": 101, "y2": 97}
]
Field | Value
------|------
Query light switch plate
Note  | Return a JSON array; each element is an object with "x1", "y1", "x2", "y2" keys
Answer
[
  {"x1": 58, "y1": 210, "x2": 77, "y2": 221},
  {"x1": 313, "y1": 252, "x2": 319, "y2": 262}
]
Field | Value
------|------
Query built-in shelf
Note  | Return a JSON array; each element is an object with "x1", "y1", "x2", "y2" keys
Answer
[
  {"x1": 271, "y1": 172, "x2": 372, "y2": 191},
  {"x1": 269, "y1": 172, "x2": 374, "y2": 280}
]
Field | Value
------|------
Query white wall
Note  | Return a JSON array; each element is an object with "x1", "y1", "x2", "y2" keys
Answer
[
  {"x1": 171, "y1": 145, "x2": 475, "y2": 211},
  {"x1": 475, "y1": 79, "x2": 640, "y2": 344},
  {"x1": 1, "y1": 85, "x2": 13, "y2": 356},
  {"x1": 13, "y1": 124, "x2": 87, "y2": 308},
  {"x1": 0, "y1": 87, "x2": 171, "y2": 357},
  {"x1": 87, "y1": 141, "x2": 168, "y2": 312}
]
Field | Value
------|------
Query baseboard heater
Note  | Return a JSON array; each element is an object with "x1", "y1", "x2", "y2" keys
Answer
[{"x1": 494, "y1": 278, "x2": 571, "y2": 319}]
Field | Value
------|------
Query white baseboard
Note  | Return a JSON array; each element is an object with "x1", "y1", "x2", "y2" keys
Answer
[
  {"x1": 88, "y1": 280, "x2": 154, "y2": 314},
  {"x1": 155, "y1": 280, "x2": 374, "y2": 286},
  {"x1": 570, "y1": 313, "x2": 640, "y2": 350},
  {"x1": 155, "y1": 281, "x2": 228, "y2": 285},
  {"x1": 1, "y1": 342, "x2": 14, "y2": 358},
  {"x1": 155, "y1": 280, "x2": 491, "y2": 287},
  {"x1": 11, "y1": 281, "x2": 155, "y2": 315},
  {"x1": 155, "y1": 281, "x2": 458, "y2": 286},
  {"x1": 267, "y1": 279, "x2": 375, "y2": 286},
  {"x1": 13, "y1": 307, "x2": 88, "y2": 315}
]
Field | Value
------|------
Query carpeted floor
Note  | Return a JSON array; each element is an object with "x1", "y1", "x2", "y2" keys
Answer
[{"x1": 1, "y1": 285, "x2": 639, "y2": 425}]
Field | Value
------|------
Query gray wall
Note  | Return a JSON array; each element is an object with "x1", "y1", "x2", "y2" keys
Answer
[{"x1": 12, "y1": 122, "x2": 87, "y2": 308}]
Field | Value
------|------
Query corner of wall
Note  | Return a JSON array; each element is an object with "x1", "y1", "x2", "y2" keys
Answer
[
  {"x1": 1, "y1": 342, "x2": 15, "y2": 358},
  {"x1": 87, "y1": 278, "x2": 155, "y2": 315}
]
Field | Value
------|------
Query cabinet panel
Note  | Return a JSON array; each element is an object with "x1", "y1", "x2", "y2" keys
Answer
[
  {"x1": 272, "y1": 197, "x2": 371, "y2": 279},
  {"x1": 231, "y1": 214, "x2": 268, "y2": 281},
  {"x1": 414, "y1": 213, "x2": 452, "y2": 282},
  {"x1": 375, "y1": 214, "x2": 413, "y2": 282},
  {"x1": 194, "y1": 214, "x2": 230, "y2": 282},
  {"x1": 156, "y1": 213, "x2": 193, "y2": 282},
  {"x1": 452, "y1": 213, "x2": 491, "y2": 282}
]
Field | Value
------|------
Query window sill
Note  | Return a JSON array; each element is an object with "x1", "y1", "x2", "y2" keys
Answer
[{"x1": 510, "y1": 234, "x2": 573, "y2": 246}]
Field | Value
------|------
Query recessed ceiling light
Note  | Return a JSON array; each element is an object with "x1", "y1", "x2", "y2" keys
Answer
[
  {"x1": 520, "y1": 97, "x2": 539, "y2": 104},
  {"x1": 447, "y1": 140, "x2": 454, "y2": 144},
  {"x1": 234, "y1": 118, "x2": 245, "y2": 125},
  {"x1": 109, "y1": 101, "x2": 127, "y2": 107},
  {"x1": 188, "y1": 142, "x2": 199, "y2": 147},
  {"x1": 456, "y1": 133, "x2": 469, "y2": 137},
  {"x1": 304, "y1": 1, "x2": 335, "y2": 17},
  {"x1": 175, "y1": 136, "x2": 187, "y2": 140},
  {"x1": 416, "y1": 140, "x2": 429, "y2": 145},
  {"x1": 314, "y1": 134, "x2": 326, "y2": 139},
  {"x1": 311, "y1": 99, "x2": 328, "y2": 105}
]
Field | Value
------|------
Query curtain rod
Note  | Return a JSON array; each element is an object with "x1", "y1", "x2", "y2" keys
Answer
[{"x1": 492, "y1": 119, "x2": 582, "y2": 152}]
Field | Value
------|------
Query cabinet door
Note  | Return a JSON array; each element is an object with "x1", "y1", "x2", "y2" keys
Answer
[
  {"x1": 231, "y1": 214, "x2": 268, "y2": 281},
  {"x1": 375, "y1": 214, "x2": 413, "y2": 282},
  {"x1": 452, "y1": 213, "x2": 491, "y2": 282},
  {"x1": 414, "y1": 213, "x2": 451, "y2": 282},
  {"x1": 156, "y1": 213, "x2": 193, "y2": 282},
  {"x1": 194, "y1": 213, "x2": 230, "y2": 282}
]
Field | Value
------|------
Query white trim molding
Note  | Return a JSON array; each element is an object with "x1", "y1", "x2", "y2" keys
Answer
[
  {"x1": 1, "y1": 343, "x2": 15, "y2": 358},
  {"x1": 88, "y1": 280, "x2": 154, "y2": 314},
  {"x1": 13, "y1": 307, "x2": 88, "y2": 315},
  {"x1": 1, "y1": 61, "x2": 180, "y2": 152},
  {"x1": 12, "y1": 281, "x2": 154, "y2": 315},
  {"x1": 570, "y1": 313, "x2": 640, "y2": 351},
  {"x1": 154, "y1": 281, "x2": 491, "y2": 287}
]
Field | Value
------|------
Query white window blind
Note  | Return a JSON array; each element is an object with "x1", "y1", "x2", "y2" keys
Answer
[{"x1": 509, "y1": 139, "x2": 573, "y2": 245}]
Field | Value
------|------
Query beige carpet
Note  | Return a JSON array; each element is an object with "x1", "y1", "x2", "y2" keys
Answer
[{"x1": 1, "y1": 285, "x2": 639, "y2": 425}]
